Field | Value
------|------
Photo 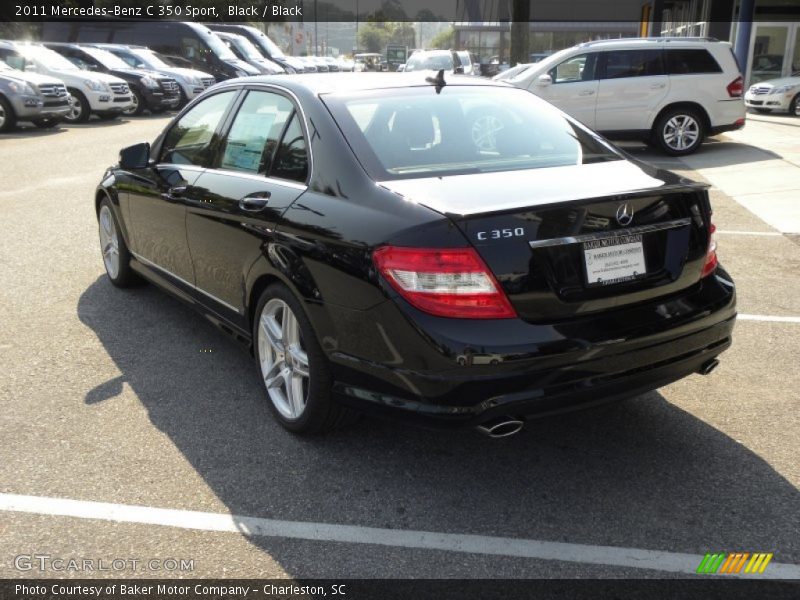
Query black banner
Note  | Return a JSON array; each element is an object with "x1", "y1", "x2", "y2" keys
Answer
[{"x1": 3, "y1": 579, "x2": 800, "y2": 600}]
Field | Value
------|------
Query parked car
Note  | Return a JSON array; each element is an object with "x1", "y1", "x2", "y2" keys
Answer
[
  {"x1": 95, "y1": 73, "x2": 735, "y2": 436},
  {"x1": 296, "y1": 57, "x2": 318, "y2": 73},
  {"x1": 207, "y1": 24, "x2": 305, "y2": 74},
  {"x1": 40, "y1": 21, "x2": 259, "y2": 82},
  {"x1": 405, "y1": 50, "x2": 476, "y2": 75},
  {"x1": 0, "y1": 41, "x2": 132, "y2": 123},
  {"x1": 354, "y1": 53, "x2": 385, "y2": 72},
  {"x1": 214, "y1": 32, "x2": 284, "y2": 75},
  {"x1": 92, "y1": 44, "x2": 215, "y2": 107},
  {"x1": 492, "y1": 62, "x2": 534, "y2": 82},
  {"x1": 745, "y1": 72, "x2": 800, "y2": 116},
  {"x1": 322, "y1": 57, "x2": 340, "y2": 72},
  {"x1": 43, "y1": 43, "x2": 181, "y2": 116},
  {"x1": 0, "y1": 59, "x2": 71, "y2": 131},
  {"x1": 508, "y1": 38, "x2": 746, "y2": 155}
]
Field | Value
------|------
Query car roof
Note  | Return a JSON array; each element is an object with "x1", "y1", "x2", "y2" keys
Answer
[{"x1": 217, "y1": 72, "x2": 509, "y2": 95}]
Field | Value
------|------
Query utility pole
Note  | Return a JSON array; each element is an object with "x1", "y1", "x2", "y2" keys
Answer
[{"x1": 510, "y1": 0, "x2": 530, "y2": 67}]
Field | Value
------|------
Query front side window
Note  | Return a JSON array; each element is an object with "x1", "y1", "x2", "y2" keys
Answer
[
  {"x1": 219, "y1": 90, "x2": 294, "y2": 174},
  {"x1": 549, "y1": 53, "x2": 597, "y2": 83},
  {"x1": 160, "y1": 91, "x2": 236, "y2": 166},
  {"x1": 602, "y1": 50, "x2": 664, "y2": 79},
  {"x1": 324, "y1": 86, "x2": 620, "y2": 180}
]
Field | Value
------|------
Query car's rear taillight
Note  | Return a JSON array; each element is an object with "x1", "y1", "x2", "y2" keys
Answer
[
  {"x1": 701, "y1": 223, "x2": 718, "y2": 278},
  {"x1": 727, "y1": 76, "x2": 744, "y2": 98},
  {"x1": 373, "y1": 246, "x2": 516, "y2": 319}
]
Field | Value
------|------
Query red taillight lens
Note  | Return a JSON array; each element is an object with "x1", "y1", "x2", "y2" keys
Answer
[
  {"x1": 701, "y1": 223, "x2": 718, "y2": 278},
  {"x1": 373, "y1": 246, "x2": 517, "y2": 319},
  {"x1": 727, "y1": 76, "x2": 744, "y2": 98}
]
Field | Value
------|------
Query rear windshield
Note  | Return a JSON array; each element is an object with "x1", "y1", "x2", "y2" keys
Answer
[
  {"x1": 405, "y1": 53, "x2": 454, "y2": 72},
  {"x1": 323, "y1": 85, "x2": 621, "y2": 181}
]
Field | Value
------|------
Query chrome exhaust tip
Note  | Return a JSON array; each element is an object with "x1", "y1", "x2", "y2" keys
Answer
[
  {"x1": 476, "y1": 416, "x2": 524, "y2": 438},
  {"x1": 697, "y1": 358, "x2": 720, "y2": 375}
]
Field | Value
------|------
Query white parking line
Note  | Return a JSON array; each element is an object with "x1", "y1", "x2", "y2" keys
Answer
[
  {"x1": 1, "y1": 493, "x2": 799, "y2": 578},
  {"x1": 738, "y1": 314, "x2": 800, "y2": 323},
  {"x1": 715, "y1": 230, "x2": 785, "y2": 236}
]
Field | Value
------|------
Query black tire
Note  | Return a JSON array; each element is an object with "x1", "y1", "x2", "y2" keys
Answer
[
  {"x1": 253, "y1": 283, "x2": 358, "y2": 434},
  {"x1": 790, "y1": 94, "x2": 800, "y2": 117},
  {"x1": 0, "y1": 95, "x2": 18, "y2": 133},
  {"x1": 65, "y1": 89, "x2": 91, "y2": 123},
  {"x1": 754, "y1": 108, "x2": 773, "y2": 114},
  {"x1": 652, "y1": 107, "x2": 705, "y2": 156},
  {"x1": 123, "y1": 89, "x2": 145, "y2": 116},
  {"x1": 97, "y1": 197, "x2": 140, "y2": 288},
  {"x1": 32, "y1": 118, "x2": 61, "y2": 128},
  {"x1": 177, "y1": 87, "x2": 189, "y2": 109}
]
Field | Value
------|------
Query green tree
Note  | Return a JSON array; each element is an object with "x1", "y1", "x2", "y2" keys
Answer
[
  {"x1": 429, "y1": 27, "x2": 454, "y2": 50},
  {"x1": 388, "y1": 23, "x2": 415, "y2": 49},
  {"x1": 358, "y1": 22, "x2": 390, "y2": 54}
]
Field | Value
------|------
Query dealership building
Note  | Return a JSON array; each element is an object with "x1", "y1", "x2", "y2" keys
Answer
[{"x1": 455, "y1": 0, "x2": 800, "y2": 84}]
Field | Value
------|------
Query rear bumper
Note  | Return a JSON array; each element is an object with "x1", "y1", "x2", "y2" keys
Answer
[{"x1": 326, "y1": 269, "x2": 736, "y2": 428}]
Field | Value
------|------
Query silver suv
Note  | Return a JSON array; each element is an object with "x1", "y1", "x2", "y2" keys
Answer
[
  {"x1": 508, "y1": 38, "x2": 746, "y2": 155},
  {"x1": 0, "y1": 59, "x2": 70, "y2": 131}
]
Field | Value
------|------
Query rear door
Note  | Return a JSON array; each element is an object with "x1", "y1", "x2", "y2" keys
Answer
[
  {"x1": 186, "y1": 88, "x2": 308, "y2": 315},
  {"x1": 531, "y1": 52, "x2": 599, "y2": 129},
  {"x1": 595, "y1": 49, "x2": 669, "y2": 132}
]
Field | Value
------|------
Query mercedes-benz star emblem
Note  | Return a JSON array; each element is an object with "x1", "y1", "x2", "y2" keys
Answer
[{"x1": 616, "y1": 203, "x2": 634, "y2": 226}]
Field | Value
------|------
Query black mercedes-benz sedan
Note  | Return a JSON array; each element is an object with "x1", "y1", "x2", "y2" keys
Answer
[{"x1": 95, "y1": 73, "x2": 736, "y2": 436}]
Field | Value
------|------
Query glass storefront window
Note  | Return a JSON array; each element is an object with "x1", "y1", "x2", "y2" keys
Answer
[{"x1": 751, "y1": 25, "x2": 789, "y2": 83}]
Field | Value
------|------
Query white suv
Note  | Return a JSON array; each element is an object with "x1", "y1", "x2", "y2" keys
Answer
[{"x1": 507, "y1": 38, "x2": 746, "y2": 155}]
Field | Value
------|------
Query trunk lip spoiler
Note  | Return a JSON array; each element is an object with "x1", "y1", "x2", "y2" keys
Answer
[
  {"x1": 528, "y1": 217, "x2": 692, "y2": 249},
  {"x1": 439, "y1": 181, "x2": 710, "y2": 218}
]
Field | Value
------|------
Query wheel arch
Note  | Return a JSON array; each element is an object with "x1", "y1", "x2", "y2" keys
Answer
[{"x1": 651, "y1": 102, "x2": 711, "y2": 136}]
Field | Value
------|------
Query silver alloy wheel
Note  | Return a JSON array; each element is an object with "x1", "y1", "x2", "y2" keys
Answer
[
  {"x1": 65, "y1": 93, "x2": 83, "y2": 122},
  {"x1": 258, "y1": 299, "x2": 310, "y2": 420},
  {"x1": 793, "y1": 97, "x2": 800, "y2": 116},
  {"x1": 98, "y1": 205, "x2": 120, "y2": 279},
  {"x1": 122, "y1": 93, "x2": 138, "y2": 116},
  {"x1": 0, "y1": 103, "x2": 5, "y2": 128},
  {"x1": 662, "y1": 114, "x2": 700, "y2": 151},
  {"x1": 471, "y1": 114, "x2": 504, "y2": 152}
]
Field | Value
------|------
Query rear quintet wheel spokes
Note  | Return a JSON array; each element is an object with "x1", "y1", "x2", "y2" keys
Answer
[
  {"x1": 98, "y1": 205, "x2": 120, "y2": 279},
  {"x1": 258, "y1": 299, "x2": 310, "y2": 419},
  {"x1": 663, "y1": 115, "x2": 699, "y2": 151}
]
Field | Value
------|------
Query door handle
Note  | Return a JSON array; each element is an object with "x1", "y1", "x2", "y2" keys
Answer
[
  {"x1": 650, "y1": 83, "x2": 666, "y2": 89},
  {"x1": 578, "y1": 89, "x2": 595, "y2": 96},
  {"x1": 239, "y1": 193, "x2": 271, "y2": 212},
  {"x1": 160, "y1": 185, "x2": 187, "y2": 201}
]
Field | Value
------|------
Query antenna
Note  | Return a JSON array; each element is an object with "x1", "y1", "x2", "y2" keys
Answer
[{"x1": 425, "y1": 69, "x2": 446, "y2": 94}]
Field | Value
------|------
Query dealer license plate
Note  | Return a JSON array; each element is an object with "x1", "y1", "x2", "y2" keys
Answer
[{"x1": 583, "y1": 234, "x2": 646, "y2": 286}]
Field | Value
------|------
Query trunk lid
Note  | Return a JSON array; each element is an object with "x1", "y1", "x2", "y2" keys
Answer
[{"x1": 379, "y1": 161, "x2": 712, "y2": 321}]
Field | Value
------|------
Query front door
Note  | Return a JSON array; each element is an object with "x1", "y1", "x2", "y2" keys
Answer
[
  {"x1": 532, "y1": 52, "x2": 599, "y2": 129},
  {"x1": 125, "y1": 89, "x2": 238, "y2": 284}
]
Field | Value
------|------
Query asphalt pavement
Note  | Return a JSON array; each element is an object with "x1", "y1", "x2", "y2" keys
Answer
[{"x1": 0, "y1": 113, "x2": 798, "y2": 580}]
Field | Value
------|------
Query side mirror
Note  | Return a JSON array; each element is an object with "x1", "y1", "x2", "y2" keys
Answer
[
  {"x1": 24, "y1": 63, "x2": 37, "y2": 73},
  {"x1": 454, "y1": 65, "x2": 465, "y2": 74},
  {"x1": 537, "y1": 73, "x2": 552, "y2": 86},
  {"x1": 119, "y1": 142, "x2": 151, "y2": 170}
]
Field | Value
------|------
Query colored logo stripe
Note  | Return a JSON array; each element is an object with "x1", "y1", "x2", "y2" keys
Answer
[{"x1": 697, "y1": 553, "x2": 773, "y2": 574}]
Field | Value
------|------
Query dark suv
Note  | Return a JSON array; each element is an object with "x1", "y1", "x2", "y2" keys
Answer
[{"x1": 43, "y1": 43, "x2": 180, "y2": 116}]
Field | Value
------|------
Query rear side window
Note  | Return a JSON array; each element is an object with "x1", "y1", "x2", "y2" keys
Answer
[
  {"x1": 160, "y1": 91, "x2": 236, "y2": 166},
  {"x1": 219, "y1": 90, "x2": 294, "y2": 175},
  {"x1": 602, "y1": 50, "x2": 664, "y2": 78},
  {"x1": 271, "y1": 113, "x2": 308, "y2": 183},
  {"x1": 666, "y1": 49, "x2": 722, "y2": 74}
]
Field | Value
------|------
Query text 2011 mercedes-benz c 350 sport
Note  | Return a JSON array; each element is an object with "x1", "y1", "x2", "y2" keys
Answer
[{"x1": 95, "y1": 73, "x2": 736, "y2": 436}]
